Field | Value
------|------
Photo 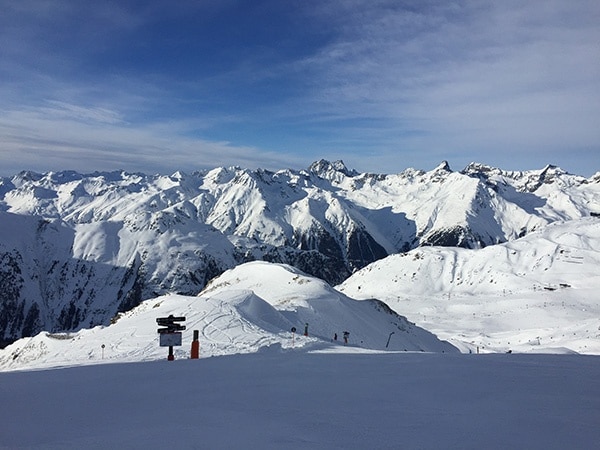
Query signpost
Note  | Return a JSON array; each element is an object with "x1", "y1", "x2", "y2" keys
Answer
[
  {"x1": 291, "y1": 327, "x2": 296, "y2": 348},
  {"x1": 156, "y1": 315, "x2": 186, "y2": 361}
]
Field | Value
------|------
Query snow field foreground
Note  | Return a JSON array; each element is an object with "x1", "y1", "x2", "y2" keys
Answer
[
  {"x1": 1, "y1": 352, "x2": 599, "y2": 449},
  {"x1": 0, "y1": 262, "x2": 455, "y2": 372}
]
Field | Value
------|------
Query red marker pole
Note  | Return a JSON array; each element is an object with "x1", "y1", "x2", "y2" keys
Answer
[{"x1": 191, "y1": 330, "x2": 200, "y2": 359}]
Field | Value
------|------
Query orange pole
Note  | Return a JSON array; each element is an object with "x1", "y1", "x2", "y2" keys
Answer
[
  {"x1": 191, "y1": 340, "x2": 200, "y2": 359},
  {"x1": 191, "y1": 330, "x2": 200, "y2": 359}
]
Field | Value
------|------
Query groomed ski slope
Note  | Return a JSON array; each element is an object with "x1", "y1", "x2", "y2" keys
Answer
[{"x1": 1, "y1": 351, "x2": 599, "y2": 449}]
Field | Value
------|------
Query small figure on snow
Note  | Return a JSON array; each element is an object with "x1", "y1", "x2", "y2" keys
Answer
[
  {"x1": 343, "y1": 331, "x2": 349, "y2": 345},
  {"x1": 333, "y1": 333, "x2": 338, "y2": 341}
]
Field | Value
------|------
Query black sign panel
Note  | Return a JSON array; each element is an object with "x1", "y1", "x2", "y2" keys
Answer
[
  {"x1": 156, "y1": 315, "x2": 186, "y2": 325},
  {"x1": 156, "y1": 315, "x2": 186, "y2": 334},
  {"x1": 157, "y1": 324, "x2": 186, "y2": 333},
  {"x1": 158, "y1": 326, "x2": 186, "y2": 334}
]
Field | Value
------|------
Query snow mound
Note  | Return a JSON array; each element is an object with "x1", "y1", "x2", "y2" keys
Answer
[
  {"x1": 0, "y1": 262, "x2": 457, "y2": 371},
  {"x1": 222, "y1": 290, "x2": 296, "y2": 334},
  {"x1": 0, "y1": 292, "x2": 292, "y2": 372},
  {"x1": 201, "y1": 261, "x2": 457, "y2": 353}
]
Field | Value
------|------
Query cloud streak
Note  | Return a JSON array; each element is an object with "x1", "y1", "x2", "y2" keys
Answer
[{"x1": 0, "y1": 105, "x2": 304, "y2": 175}]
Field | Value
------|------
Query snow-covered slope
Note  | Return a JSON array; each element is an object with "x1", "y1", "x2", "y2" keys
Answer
[
  {"x1": 0, "y1": 213, "x2": 140, "y2": 341},
  {"x1": 2, "y1": 352, "x2": 599, "y2": 449},
  {"x1": 1, "y1": 160, "x2": 598, "y2": 341},
  {"x1": 0, "y1": 262, "x2": 456, "y2": 371},
  {"x1": 338, "y1": 218, "x2": 600, "y2": 354},
  {"x1": 0, "y1": 210, "x2": 236, "y2": 344}
]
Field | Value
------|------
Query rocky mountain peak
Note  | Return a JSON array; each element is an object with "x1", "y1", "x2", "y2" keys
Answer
[
  {"x1": 433, "y1": 160, "x2": 452, "y2": 172},
  {"x1": 308, "y1": 159, "x2": 357, "y2": 178}
]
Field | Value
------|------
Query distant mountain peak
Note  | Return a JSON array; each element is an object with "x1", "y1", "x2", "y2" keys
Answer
[
  {"x1": 12, "y1": 170, "x2": 43, "y2": 186},
  {"x1": 539, "y1": 164, "x2": 565, "y2": 177},
  {"x1": 462, "y1": 162, "x2": 498, "y2": 174},
  {"x1": 308, "y1": 159, "x2": 357, "y2": 178},
  {"x1": 436, "y1": 160, "x2": 452, "y2": 172}
]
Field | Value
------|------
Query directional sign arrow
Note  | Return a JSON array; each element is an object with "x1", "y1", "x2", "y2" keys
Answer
[
  {"x1": 157, "y1": 325, "x2": 186, "y2": 333},
  {"x1": 156, "y1": 316, "x2": 186, "y2": 323}
]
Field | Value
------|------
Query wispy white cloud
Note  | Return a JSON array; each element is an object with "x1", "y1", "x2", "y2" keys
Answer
[
  {"x1": 0, "y1": 105, "x2": 304, "y2": 175},
  {"x1": 38, "y1": 101, "x2": 125, "y2": 125},
  {"x1": 291, "y1": 0, "x2": 600, "y2": 172}
]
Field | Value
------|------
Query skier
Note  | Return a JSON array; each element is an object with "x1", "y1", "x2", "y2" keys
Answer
[
  {"x1": 343, "y1": 331, "x2": 349, "y2": 345},
  {"x1": 333, "y1": 333, "x2": 337, "y2": 341}
]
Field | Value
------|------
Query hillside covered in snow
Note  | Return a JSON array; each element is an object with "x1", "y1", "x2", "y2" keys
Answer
[
  {"x1": 1, "y1": 160, "x2": 599, "y2": 343},
  {"x1": 338, "y1": 218, "x2": 600, "y2": 354},
  {"x1": 0, "y1": 262, "x2": 456, "y2": 372}
]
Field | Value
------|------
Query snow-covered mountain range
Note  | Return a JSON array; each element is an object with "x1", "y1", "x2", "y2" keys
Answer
[{"x1": 1, "y1": 160, "x2": 599, "y2": 345}]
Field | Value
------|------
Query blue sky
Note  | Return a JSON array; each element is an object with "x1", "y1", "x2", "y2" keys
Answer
[{"x1": 1, "y1": 0, "x2": 599, "y2": 176}]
